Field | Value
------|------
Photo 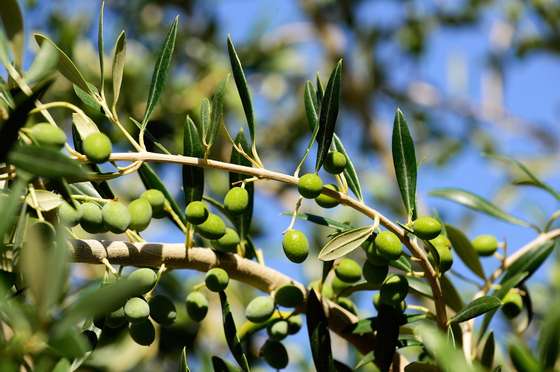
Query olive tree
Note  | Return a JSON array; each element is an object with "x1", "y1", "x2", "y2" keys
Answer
[{"x1": 1, "y1": 1, "x2": 559, "y2": 371}]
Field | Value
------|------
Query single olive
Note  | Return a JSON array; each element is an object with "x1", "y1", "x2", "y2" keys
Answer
[
  {"x1": 224, "y1": 187, "x2": 249, "y2": 215},
  {"x1": 309, "y1": 280, "x2": 335, "y2": 300},
  {"x1": 58, "y1": 201, "x2": 82, "y2": 227},
  {"x1": 337, "y1": 297, "x2": 357, "y2": 314},
  {"x1": 185, "y1": 291, "x2": 209, "y2": 322},
  {"x1": 185, "y1": 200, "x2": 208, "y2": 225},
  {"x1": 128, "y1": 198, "x2": 152, "y2": 232},
  {"x1": 83, "y1": 132, "x2": 112, "y2": 163},
  {"x1": 362, "y1": 238, "x2": 389, "y2": 266},
  {"x1": 323, "y1": 151, "x2": 347, "y2": 174},
  {"x1": 124, "y1": 297, "x2": 150, "y2": 323},
  {"x1": 362, "y1": 261, "x2": 388, "y2": 286},
  {"x1": 282, "y1": 229, "x2": 309, "y2": 263},
  {"x1": 129, "y1": 319, "x2": 155, "y2": 346},
  {"x1": 30, "y1": 123, "x2": 66, "y2": 149},
  {"x1": 261, "y1": 340, "x2": 289, "y2": 370},
  {"x1": 286, "y1": 315, "x2": 302, "y2": 335},
  {"x1": 315, "y1": 184, "x2": 339, "y2": 208},
  {"x1": 127, "y1": 268, "x2": 157, "y2": 295},
  {"x1": 379, "y1": 274, "x2": 409, "y2": 306},
  {"x1": 502, "y1": 289, "x2": 523, "y2": 318},
  {"x1": 297, "y1": 173, "x2": 323, "y2": 199},
  {"x1": 80, "y1": 202, "x2": 105, "y2": 233},
  {"x1": 430, "y1": 235, "x2": 453, "y2": 272},
  {"x1": 196, "y1": 213, "x2": 226, "y2": 240},
  {"x1": 334, "y1": 258, "x2": 362, "y2": 283},
  {"x1": 412, "y1": 217, "x2": 442, "y2": 240},
  {"x1": 267, "y1": 320, "x2": 289, "y2": 341},
  {"x1": 149, "y1": 295, "x2": 176, "y2": 326},
  {"x1": 375, "y1": 231, "x2": 403, "y2": 260},
  {"x1": 245, "y1": 296, "x2": 275, "y2": 323},
  {"x1": 331, "y1": 276, "x2": 352, "y2": 294},
  {"x1": 472, "y1": 234, "x2": 499, "y2": 257},
  {"x1": 373, "y1": 293, "x2": 407, "y2": 312},
  {"x1": 274, "y1": 284, "x2": 305, "y2": 308},
  {"x1": 141, "y1": 189, "x2": 166, "y2": 218},
  {"x1": 102, "y1": 201, "x2": 130, "y2": 234},
  {"x1": 214, "y1": 227, "x2": 240, "y2": 252},
  {"x1": 205, "y1": 268, "x2": 229, "y2": 292}
]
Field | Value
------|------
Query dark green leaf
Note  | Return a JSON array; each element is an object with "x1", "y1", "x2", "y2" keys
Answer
[
  {"x1": 375, "y1": 304, "x2": 404, "y2": 371},
  {"x1": 111, "y1": 31, "x2": 126, "y2": 109},
  {"x1": 316, "y1": 72, "x2": 324, "y2": 105},
  {"x1": 52, "y1": 359, "x2": 71, "y2": 372},
  {"x1": 9, "y1": 145, "x2": 87, "y2": 178},
  {"x1": 508, "y1": 338, "x2": 541, "y2": 372},
  {"x1": 501, "y1": 241, "x2": 554, "y2": 283},
  {"x1": 0, "y1": 177, "x2": 27, "y2": 251},
  {"x1": 182, "y1": 116, "x2": 204, "y2": 203},
  {"x1": 392, "y1": 108, "x2": 417, "y2": 220},
  {"x1": 333, "y1": 133, "x2": 363, "y2": 201},
  {"x1": 449, "y1": 296, "x2": 501, "y2": 324},
  {"x1": 430, "y1": 188, "x2": 530, "y2": 227},
  {"x1": 229, "y1": 131, "x2": 253, "y2": 240},
  {"x1": 227, "y1": 36, "x2": 255, "y2": 143},
  {"x1": 73, "y1": 84, "x2": 102, "y2": 113},
  {"x1": 445, "y1": 224, "x2": 485, "y2": 279},
  {"x1": 206, "y1": 77, "x2": 228, "y2": 151},
  {"x1": 315, "y1": 60, "x2": 342, "y2": 172},
  {"x1": 283, "y1": 211, "x2": 352, "y2": 231},
  {"x1": 0, "y1": 0, "x2": 24, "y2": 67},
  {"x1": 141, "y1": 16, "x2": 178, "y2": 128},
  {"x1": 390, "y1": 255, "x2": 412, "y2": 273},
  {"x1": 306, "y1": 289, "x2": 336, "y2": 372},
  {"x1": 318, "y1": 226, "x2": 374, "y2": 261},
  {"x1": 34, "y1": 34, "x2": 92, "y2": 94},
  {"x1": 538, "y1": 299, "x2": 560, "y2": 369},
  {"x1": 441, "y1": 274, "x2": 464, "y2": 313},
  {"x1": 218, "y1": 291, "x2": 250, "y2": 371},
  {"x1": 294, "y1": 81, "x2": 321, "y2": 172},
  {"x1": 481, "y1": 332, "x2": 495, "y2": 369},
  {"x1": 179, "y1": 347, "x2": 191, "y2": 372},
  {"x1": 211, "y1": 356, "x2": 242, "y2": 372},
  {"x1": 407, "y1": 276, "x2": 433, "y2": 299},
  {"x1": 334, "y1": 360, "x2": 353, "y2": 372}
]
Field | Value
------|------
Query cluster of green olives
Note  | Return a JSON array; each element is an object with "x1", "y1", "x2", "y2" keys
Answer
[
  {"x1": 297, "y1": 173, "x2": 340, "y2": 209},
  {"x1": 409, "y1": 216, "x2": 455, "y2": 273},
  {"x1": 58, "y1": 189, "x2": 167, "y2": 234},
  {"x1": 93, "y1": 269, "x2": 176, "y2": 347}
]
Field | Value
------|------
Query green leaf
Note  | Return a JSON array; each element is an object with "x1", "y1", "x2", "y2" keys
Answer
[
  {"x1": 294, "y1": 81, "x2": 321, "y2": 172},
  {"x1": 501, "y1": 241, "x2": 554, "y2": 283},
  {"x1": 0, "y1": 0, "x2": 24, "y2": 67},
  {"x1": 25, "y1": 38, "x2": 59, "y2": 84},
  {"x1": 445, "y1": 224, "x2": 485, "y2": 279},
  {"x1": 508, "y1": 338, "x2": 541, "y2": 372},
  {"x1": 316, "y1": 72, "x2": 324, "y2": 104},
  {"x1": 441, "y1": 274, "x2": 464, "y2": 313},
  {"x1": 9, "y1": 145, "x2": 87, "y2": 179},
  {"x1": 218, "y1": 291, "x2": 250, "y2": 371},
  {"x1": 211, "y1": 356, "x2": 242, "y2": 372},
  {"x1": 141, "y1": 16, "x2": 178, "y2": 128},
  {"x1": 333, "y1": 134, "x2": 363, "y2": 201},
  {"x1": 52, "y1": 359, "x2": 71, "y2": 372},
  {"x1": 34, "y1": 33, "x2": 92, "y2": 94},
  {"x1": 0, "y1": 177, "x2": 27, "y2": 251},
  {"x1": 200, "y1": 98, "x2": 211, "y2": 143},
  {"x1": 318, "y1": 226, "x2": 374, "y2": 261},
  {"x1": 182, "y1": 116, "x2": 204, "y2": 203},
  {"x1": 283, "y1": 211, "x2": 352, "y2": 231},
  {"x1": 306, "y1": 289, "x2": 336, "y2": 372},
  {"x1": 538, "y1": 299, "x2": 560, "y2": 369},
  {"x1": 138, "y1": 163, "x2": 186, "y2": 228},
  {"x1": 179, "y1": 347, "x2": 191, "y2": 372},
  {"x1": 111, "y1": 30, "x2": 126, "y2": 109},
  {"x1": 229, "y1": 131, "x2": 253, "y2": 240},
  {"x1": 449, "y1": 296, "x2": 501, "y2": 324},
  {"x1": 206, "y1": 77, "x2": 228, "y2": 152},
  {"x1": 73, "y1": 83, "x2": 102, "y2": 113},
  {"x1": 25, "y1": 190, "x2": 62, "y2": 211},
  {"x1": 227, "y1": 36, "x2": 255, "y2": 143},
  {"x1": 430, "y1": 188, "x2": 531, "y2": 227},
  {"x1": 481, "y1": 332, "x2": 495, "y2": 369},
  {"x1": 315, "y1": 60, "x2": 342, "y2": 172},
  {"x1": 392, "y1": 108, "x2": 417, "y2": 220}
]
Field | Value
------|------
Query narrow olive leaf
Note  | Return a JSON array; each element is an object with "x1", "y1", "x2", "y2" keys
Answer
[
  {"x1": 9, "y1": 145, "x2": 87, "y2": 179},
  {"x1": 407, "y1": 276, "x2": 433, "y2": 299},
  {"x1": 0, "y1": 28, "x2": 10, "y2": 66},
  {"x1": 73, "y1": 84, "x2": 102, "y2": 113},
  {"x1": 25, "y1": 190, "x2": 62, "y2": 211},
  {"x1": 138, "y1": 163, "x2": 186, "y2": 227},
  {"x1": 392, "y1": 108, "x2": 417, "y2": 220},
  {"x1": 487, "y1": 153, "x2": 560, "y2": 201},
  {"x1": 481, "y1": 332, "x2": 495, "y2": 369},
  {"x1": 441, "y1": 274, "x2": 464, "y2": 313},
  {"x1": 315, "y1": 60, "x2": 342, "y2": 172},
  {"x1": 0, "y1": 177, "x2": 27, "y2": 251},
  {"x1": 182, "y1": 116, "x2": 204, "y2": 203},
  {"x1": 508, "y1": 338, "x2": 541, "y2": 372},
  {"x1": 282, "y1": 211, "x2": 351, "y2": 231},
  {"x1": 25, "y1": 40, "x2": 59, "y2": 84},
  {"x1": 43, "y1": 227, "x2": 69, "y2": 313},
  {"x1": 449, "y1": 296, "x2": 501, "y2": 324},
  {"x1": 333, "y1": 360, "x2": 353, "y2": 372},
  {"x1": 538, "y1": 299, "x2": 560, "y2": 369},
  {"x1": 501, "y1": 241, "x2": 554, "y2": 284},
  {"x1": 318, "y1": 225, "x2": 374, "y2": 261},
  {"x1": 333, "y1": 134, "x2": 363, "y2": 201},
  {"x1": 354, "y1": 351, "x2": 375, "y2": 370},
  {"x1": 520, "y1": 284, "x2": 533, "y2": 331},
  {"x1": 306, "y1": 289, "x2": 336, "y2": 372},
  {"x1": 0, "y1": 0, "x2": 24, "y2": 67},
  {"x1": 430, "y1": 188, "x2": 530, "y2": 227},
  {"x1": 179, "y1": 347, "x2": 191, "y2": 372},
  {"x1": 445, "y1": 224, "x2": 485, "y2": 279},
  {"x1": 72, "y1": 112, "x2": 99, "y2": 139},
  {"x1": 294, "y1": 81, "x2": 321, "y2": 173},
  {"x1": 52, "y1": 359, "x2": 71, "y2": 372},
  {"x1": 34, "y1": 34, "x2": 92, "y2": 94},
  {"x1": 229, "y1": 131, "x2": 253, "y2": 239},
  {"x1": 206, "y1": 77, "x2": 228, "y2": 151},
  {"x1": 390, "y1": 255, "x2": 413, "y2": 273},
  {"x1": 97, "y1": 0, "x2": 105, "y2": 92},
  {"x1": 141, "y1": 16, "x2": 178, "y2": 128},
  {"x1": 129, "y1": 117, "x2": 171, "y2": 155},
  {"x1": 111, "y1": 30, "x2": 126, "y2": 109},
  {"x1": 200, "y1": 98, "x2": 211, "y2": 145},
  {"x1": 218, "y1": 291, "x2": 250, "y2": 372},
  {"x1": 211, "y1": 356, "x2": 242, "y2": 372},
  {"x1": 227, "y1": 36, "x2": 255, "y2": 143},
  {"x1": 375, "y1": 304, "x2": 404, "y2": 371},
  {"x1": 316, "y1": 72, "x2": 324, "y2": 103}
]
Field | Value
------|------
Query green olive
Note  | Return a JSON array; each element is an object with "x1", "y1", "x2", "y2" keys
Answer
[
  {"x1": 245, "y1": 296, "x2": 275, "y2": 323},
  {"x1": 80, "y1": 202, "x2": 105, "y2": 233},
  {"x1": 412, "y1": 217, "x2": 442, "y2": 240},
  {"x1": 472, "y1": 234, "x2": 498, "y2": 257},
  {"x1": 196, "y1": 213, "x2": 226, "y2": 240},
  {"x1": 267, "y1": 320, "x2": 288, "y2": 341},
  {"x1": 373, "y1": 293, "x2": 407, "y2": 312},
  {"x1": 315, "y1": 184, "x2": 339, "y2": 208},
  {"x1": 334, "y1": 258, "x2": 362, "y2": 283},
  {"x1": 214, "y1": 227, "x2": 240, "y2": 252},
  {"x1": 282, "y1": 229, "x2": 309, "y2": 263},
  {"x1": 297, "y1": 173, "x2": 323, "y2": 199},
  {"x1": 362, "y1": 238, "x2": 389, "y2": 266},
  {"x1": 331, "y1": 276, "x2": 352, "y2": 294},
  {"x1": 127, "y1": 268, "x2": 157, "y2": 296},
  {"x1": 337, "y1": 297, "x2": 357, "y2": 314},
  {"x1": 128, "y1": 198, "x2": 152, "y2": 232},
  {"x1": 261, "y1": 340, "x2": 289, "y2": 370},
  {"x1": 102, "y1": 201, "x2": 131, "y2": 234},
  {"x1": 224, "y1": 187, "x2": 249, "y2": 215},
  {"x1": 149, "y1": 295, "x2": 176, "y2": 326},
  {"x1": 124, "y1": 297, "x2": 150, "y2": 323},
  {"x1": 286, "y1": 314, "x2": 302, "y2": 335},
  {"x1": 502, "y1": 289, "x2": 523, "y2": 318},
  {"x1": 185, "y1": 201, "x2": 208, "y2": 225},
  {"x1": 430, "y1": 235, "x2": 453, "y2": 272},
  {"x1": 362, "y1": 261, "x2": 388, "y2": 286},
  {"x1": 58, "y1": 201, "x2": 82, "y2": 227},
  {"x1": 185, "y1": 291, "x2": 208, "y2": 322},
  {"x1": 83, "y1": 132, "x2": 112, "y2": 163},
  {"x1": 379, "y1": 274, "x2": 409, "y2": 306},
  {"x1": 205, "y1": 268, "x2": 229, "y2": 292},
  {"x1": 323, "y1": 151, "x2": 347, "y2": 174},
  {"x1": 30, "y1": 123, "x2": 66, "y2": 149},
  {"x1": 274, "y1": 284, "x2": 305, "y2": 308},
  {"x1": 374, "y1": 231, "x2": 402, "y2": 260},
  {"x1": 141, "y1": 189, "x2": 166, "y2": 218},
  {"x1": 129, "y1": 319, "x2": 155, "y2": 346}
]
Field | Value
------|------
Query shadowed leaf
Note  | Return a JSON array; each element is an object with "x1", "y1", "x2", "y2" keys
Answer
[
  {"x1": 449, "y1": 296, "x2": 501, "y2": 324},
  {"x1": 306, "y1": 289, "x2": 336, "y2": 372},
  {"x1": 318, "y1": 226, "x2": 374, "y2": 261},
  {"x1": 219, "y1": 291, "x2": 249, "y2": 371},
  {"x1": 445, "y1": 224, "x2": 485, "y2": 279}
]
